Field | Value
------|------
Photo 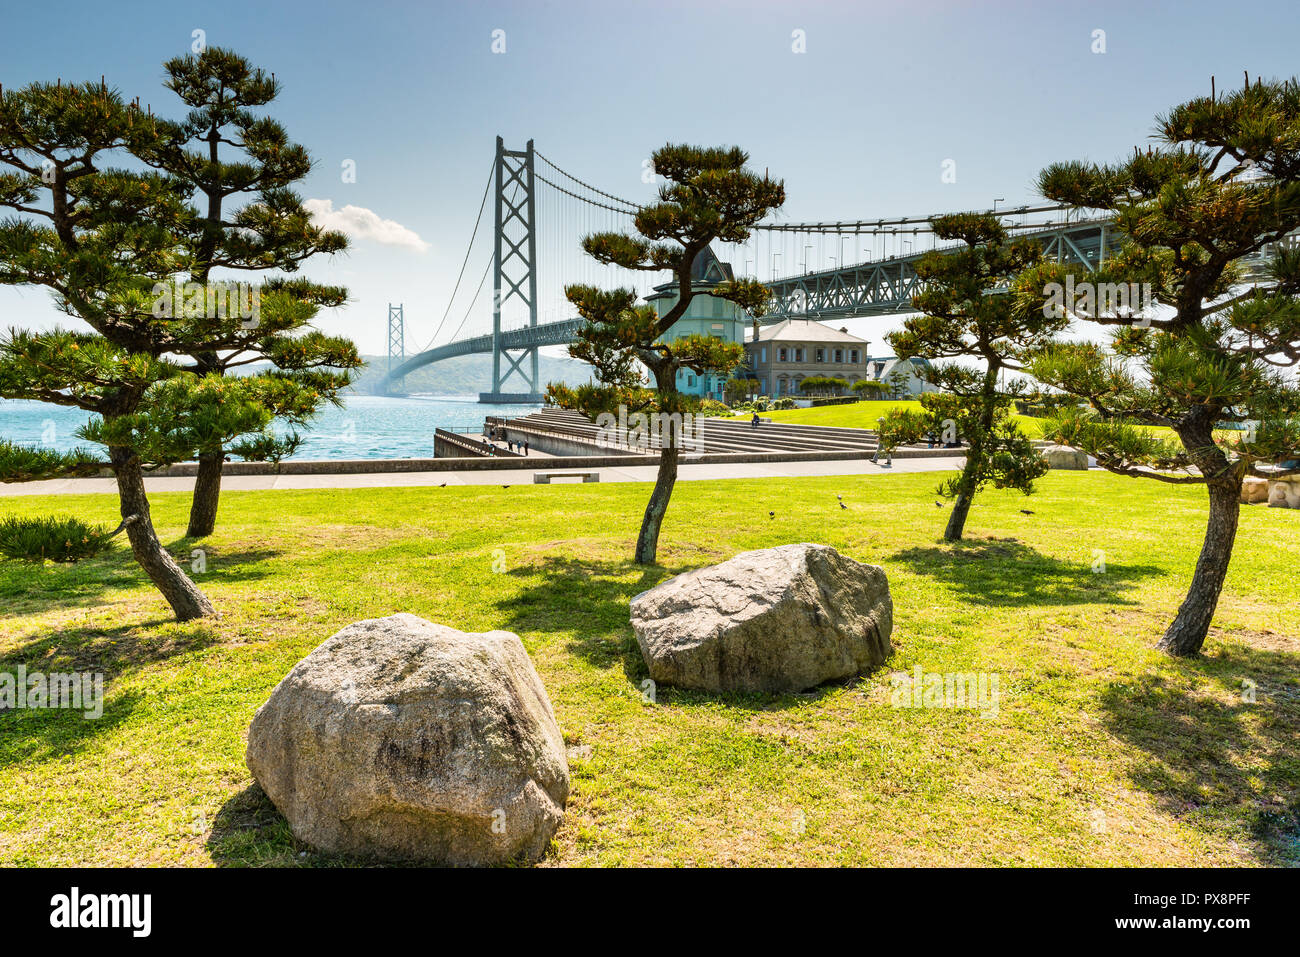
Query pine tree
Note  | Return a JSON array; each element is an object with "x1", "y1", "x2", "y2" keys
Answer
[
  {"x1": 0, "y1": 79, "x2": 221, "y2": 618},
  {"x1": 879, "y1": 213, "x2": 1059, "y2": 540},
  {"x1": 1022, "y1": 74, "x2": 1300, "y2": 656},
  {"x1": 547, "y1": 144, "x2": 784, "y2": 564},
  {"x1": 137, "y1": 47, "x2": 358, "y2": 537}
]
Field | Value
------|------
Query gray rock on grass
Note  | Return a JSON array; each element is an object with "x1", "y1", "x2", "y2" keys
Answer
[
  {"x1": 246, "y1": 613, "x2": 568, "y2": 865},
  {"x1": 630, "y1": 543, "x2": 893, "y2": 694}
]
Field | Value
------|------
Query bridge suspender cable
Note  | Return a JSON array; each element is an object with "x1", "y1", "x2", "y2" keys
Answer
[
  {"x1": 443, "y1": 174, "x2": 527, "y2": 346},
  {"x1": 416, "y1": 160, "x2": 495, "y2": 355}
]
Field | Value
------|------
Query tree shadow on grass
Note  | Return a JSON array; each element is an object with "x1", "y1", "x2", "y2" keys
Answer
[
  {"x1": 888, "y1": 537, "x2": 1164, "y2": 608},
  {"x1": 493, "y1": 554, "x2": 883, "y2": 712},
  {"x1": 0, "y1": 688, "x2": 143, "y2": 771},
  {"x1": 206, "y1": 783, "x2": 307, "y2": 867},
  {"x1": 1, "y1": 617, "x2": 222, "y2": 676},
  {"x1": 494, "y1": 555, "x2": 668, "y2": 682},
  {"x1": 1097, "y1": 641, "x2": 1300, "y2": 864},
  {"x1": 0, "y1": 546, "x2": 281, "y2": 622},
  {"x1": 0, "y1": 615, "x2": 219, "y2": 769}
]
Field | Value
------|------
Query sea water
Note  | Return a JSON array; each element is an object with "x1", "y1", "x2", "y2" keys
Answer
[{"x1": 0, "y1": 394, "x2": 541, "y2": 461}]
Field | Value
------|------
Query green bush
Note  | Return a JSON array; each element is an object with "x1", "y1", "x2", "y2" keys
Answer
[
  {"x1": 0, "y1": 515, "x2": 118, "y2": 563},
  {"x1": 799, "y1": 376, "x2": 850, "y2": 395},
  {"x1": 773, "y1": 397, "x2": 797, "y2": 410},
  {"x1": 852, "y1": 379, "x2": 887, "y2": 395},
  {"x1": 697, "y1": 399, "x2": 732, "y2": 417}
]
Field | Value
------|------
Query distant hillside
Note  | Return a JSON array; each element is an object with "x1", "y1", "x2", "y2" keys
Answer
[{"x1": 349, "y1": 352, "x2": 597, "y2": 396}]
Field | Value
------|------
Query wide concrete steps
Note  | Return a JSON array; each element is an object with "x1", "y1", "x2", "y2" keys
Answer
[{"x1": 492, "y1": 409, "x2": 881, "y2": 456}]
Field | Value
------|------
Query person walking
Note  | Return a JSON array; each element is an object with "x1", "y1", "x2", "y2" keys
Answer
[{"x1": 523, "y1": 440, "x2": 529, "y2": 456}]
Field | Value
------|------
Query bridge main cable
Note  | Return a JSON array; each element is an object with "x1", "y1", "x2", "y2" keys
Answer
[{"x1": 527, "y1": 150, "x2": 1083, "y2": 235}]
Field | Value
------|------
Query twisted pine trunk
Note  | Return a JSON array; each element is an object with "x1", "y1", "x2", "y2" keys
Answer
[
  {"x1": 943, "y1": 374, "x2": 998, "y2": 542},
  {"x1": 187, "y1": 450, "x2": 223, "y2": 538},
  {"x1": 1158, "y1": 477, "x2": 1240, "y2": 657},
  {"x1": 944, "y1": 485, "x2": 975, "y2": 541},
  {"x1": 635, "y1": 444, "x2": 679, "y2": 565},
  {"x1": 110, "y1": 446, "x2": 216, "y2": 621}
]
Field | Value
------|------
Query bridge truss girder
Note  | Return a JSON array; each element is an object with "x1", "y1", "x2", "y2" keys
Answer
[{"x1": 760, "y1": 219, "x2": 1112, "y2": 321}]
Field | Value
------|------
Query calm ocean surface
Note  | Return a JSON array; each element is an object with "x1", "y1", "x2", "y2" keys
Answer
[{"x1": 0, "y1": 394, "x2": 542, "y2": 461}]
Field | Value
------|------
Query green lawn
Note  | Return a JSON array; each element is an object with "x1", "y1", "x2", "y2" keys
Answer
[
  {"x1": 762, "y1": 399, "x2": 1195, "y2": 443},
  {"x1": 762, "y1": 399, "x2": 1050, "y2": 436},
  {"x1": 761, "y1": 399, "x2": 927, "y2": 428},
  {"x1": 1, "y1": 471, "x2": 1298, "y2": 866}
]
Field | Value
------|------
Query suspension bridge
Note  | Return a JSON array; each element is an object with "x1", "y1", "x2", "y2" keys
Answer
[{"x1": 378, "y1": 137, "x2": 1121, "y2": 400}]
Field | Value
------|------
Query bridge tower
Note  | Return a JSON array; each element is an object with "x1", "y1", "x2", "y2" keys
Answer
[
  {"x1": 386, "y1": 303, "x2": 405, "y2": 394},
  {"x1": 481, "y1": 136, "x2": 544, "y2": 403}
]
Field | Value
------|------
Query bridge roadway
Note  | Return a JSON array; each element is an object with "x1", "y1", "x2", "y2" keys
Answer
[{"x1": 379, "y1": 216, "x2": 1119, "y2": 394}]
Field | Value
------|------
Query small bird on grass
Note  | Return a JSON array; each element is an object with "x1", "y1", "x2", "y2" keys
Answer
[
  {"x1": 839, "y1": 501, "x2": 848, "y2": 510},
  {"x1": 502, "y1": 484, "x2": 511, "y2": 489},
  {"x1": 769, "y1": 511, "x2": 775, "y2": 519},
  {"x1": 1020, "y1": 509, "x2": 1034, "y2": 515},
  {"x1": 935, "y1": 501, "x2": 945, "y2": 507},
  {"x1": 439, "y1": 482, "x2": 447, "y2": 488}
]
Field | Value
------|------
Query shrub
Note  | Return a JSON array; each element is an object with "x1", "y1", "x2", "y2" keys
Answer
[
  {"x1": 724, "y1": 377, "x2": 761, "y2": 404},
  {"x1": 799, "y1": 376, "x2": 850, "y2": 395},
  {"x1": 0, "y1": 515, "x2": 117, "y2": 563},
  {"x1": 773, "y1": 397, "x2": 797, "y2": 410}
]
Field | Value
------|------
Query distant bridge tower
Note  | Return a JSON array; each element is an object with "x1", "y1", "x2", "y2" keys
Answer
[
  {"x1": 482, "y1": 136, "x2": 544, "y2": 403},
  {"x1": 386, "y1": 303, "x2": 405, "y2": 394}
]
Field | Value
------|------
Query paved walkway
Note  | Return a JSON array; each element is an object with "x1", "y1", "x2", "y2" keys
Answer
[{"x1": 0, "y1": 456, "x2": 968, "y2": 496}]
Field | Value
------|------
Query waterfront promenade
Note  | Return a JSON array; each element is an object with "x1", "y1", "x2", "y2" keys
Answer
[{"x1": 0, "y1": 454, "x2": 967, "y2": 496}]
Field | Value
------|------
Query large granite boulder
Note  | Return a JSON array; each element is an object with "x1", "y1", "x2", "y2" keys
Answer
[
  {"x1": 1241, "y1": 476, "x2": 1270, "y2": 504},
  {"x1": 1268, "y1": 477, "x2": 1300, "y2": 508},
  {"x1": 629, "y1": 543, "x2": 893, "y2": 694},
  {"x1": 1041, "y1": 444, "x2": 1089, "y2": 470},
  {"x1": 246, "y1": 613, "x2": 569, "y2": 865}
]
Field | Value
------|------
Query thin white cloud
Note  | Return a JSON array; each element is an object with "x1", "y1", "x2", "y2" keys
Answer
[{"x1": 304, "y1": 198, "x2": 430, "y2": 252}]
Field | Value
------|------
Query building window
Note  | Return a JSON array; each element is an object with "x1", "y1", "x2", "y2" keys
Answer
[
  {"x1": 779, "y1": 347, "x2": 788, "y2": 362},
  {"x1": 850, "y1": 349, "x2": 859, "y2": 363},
  {"x1": 815, "y1": 348, "x2": 825, "y2": 363},
  {"x1": 834, "y1": 348, "x2": 843, "y2": 363},
  {"x1": 761, "y1": 347, "x2": 767, "y2": 363},
  {"x1": 794, "y1": 348, "x2": 804, "y2": 362}
]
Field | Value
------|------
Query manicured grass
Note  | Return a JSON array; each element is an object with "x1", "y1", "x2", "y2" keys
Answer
[
  {"x1": 763, "y1": 399, "x2": 1050, "y2": 436},
  {"x1": 1, "y1": 471, "x2": 1298, "y2": 866},
  {"x1": 761, "y1": 399, "x2": 926, "y2": 428},
  {"x1": 762, "y1": 399, "x2": 1194, "y2": 443}
]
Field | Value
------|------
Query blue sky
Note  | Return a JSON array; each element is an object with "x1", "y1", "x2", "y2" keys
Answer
[{"x1": 2, "y1": 0, "x2": 1298, "y2": 356}]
